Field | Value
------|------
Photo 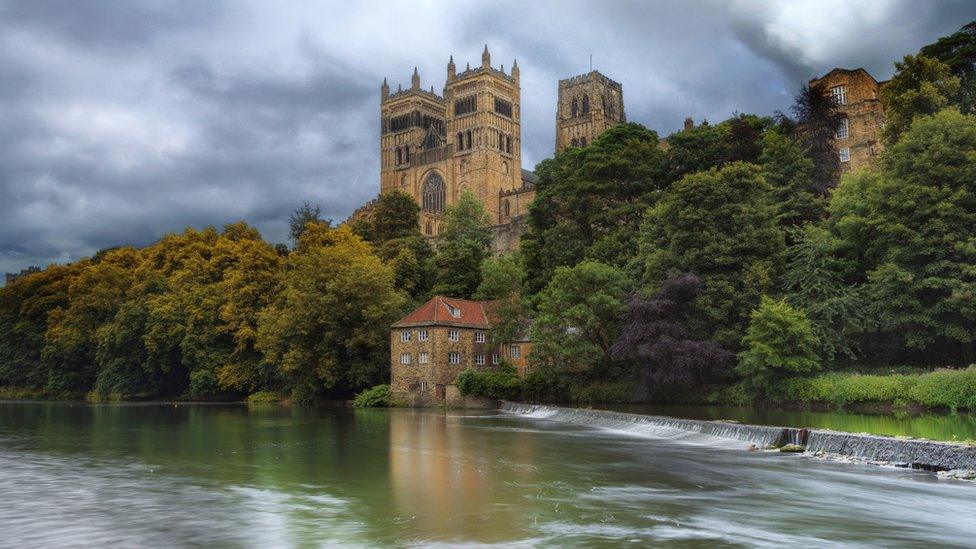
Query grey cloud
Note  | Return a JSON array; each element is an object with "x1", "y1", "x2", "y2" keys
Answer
[{"x1": 0, "y1": 0, "x2": 973, "y2": 279}]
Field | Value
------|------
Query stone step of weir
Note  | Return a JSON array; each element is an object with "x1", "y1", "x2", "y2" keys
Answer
[{"x1": 500, "y1": 402, "x2": 976, "y2": 472}]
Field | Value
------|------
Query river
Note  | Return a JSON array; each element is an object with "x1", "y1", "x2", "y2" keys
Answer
[{"x1": 1, "y1": 401, "x2": 974, "y2": 547}]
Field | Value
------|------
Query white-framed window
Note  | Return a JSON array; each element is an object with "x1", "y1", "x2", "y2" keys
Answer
[
  {"x1": 492, "y1": 354, "x2": 500, "y2": 365},
  {"x1": 448, "y1": 330, "x2": 459, "y2": 342},
  {"x1": 400, "y1": 330, "x2": 411, "y2": 342},
  {"x1": 475, "y1": 331, "x2": 486, "y2": 343},
  {"x1": 418, "y1": 351, "x2": 429, "y2": 364},
  {"x1": 831, "y1": 85, "x2": 847, "y2": 105},
  {"x1": 839, "y1": 147, "x2": 851, "y2": 163},
  {"x1": 510, "y1": 345, "x2": 521, "y2": 359},
  {"x1": 418, "y1": 329, "x2": 428, "y2": 342},
  {"x1": 399, "y1": 353, "x2": 411, "y2": 365},
  {"x1": 836, "y1": 118, "x2": 849, "y2": 139},
  {"x1": 420, "y1": 381, "x2": 429, "y2": 392},
  {"x1": 449, "y1": 352, "x2": 460, "y2": 364},
  {"x1": 475, "y1": 354, "x2": 486, "y2": 365}
]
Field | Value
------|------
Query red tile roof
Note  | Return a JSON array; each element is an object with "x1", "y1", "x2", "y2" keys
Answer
[{"x1": 392, "y1": 296, "x2": 493, "y2": 328}]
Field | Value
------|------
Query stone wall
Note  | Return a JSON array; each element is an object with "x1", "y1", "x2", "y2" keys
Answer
[
  {"x1": 810, "y1": 68, "x2": 886, "y2": 173},
  {"x1": 555, "y1": 70, "x2": 626, "y2": 152}
]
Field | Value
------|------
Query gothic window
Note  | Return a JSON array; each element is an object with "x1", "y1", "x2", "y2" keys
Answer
[
  {"x1": 502, "y1": 199, "x2": 511, "y2": 217},
  {"x1": 457, "y1": 131, "x2": 464, "y2": 150},
  {"x1": 455, "y1": 95, "x2": 477, "y2": 115},
  {"x1": 571, "y1": 98, "x2": 578, "y2": 117},
  {"x1": 421, "y1": 172, "x2": 446, "y2": 214},
  {"x1": 571, "y1": 138, "x2": 578, "y2": 147},
  {"x1": 404, "y1": 146, "x2": 410, "y2": 163},
  {"x1": 506, "y1": 136, "x2": 512, "y2": 153},
  {"x1": 501, "y1": 161, "x2": 508, "y2": 174},
  {"x1": 498, "y1": 130, "x2": 504, "y2": 150},
  {"x1": 494, "y1": 97, "x2": 513, "y2": 117},
  {"x1": 582, "y1": 95, "x2": 589, "y2": 115},
  {"x1": 425, "y1": 221, "x2": 433, "y2": 235},
  {"x1": 400, "y1": 173, "x2": 407, "y2": 187},
  {"x1": 465, "y1": 130, "x2": 472, "y2": 149},
  {"x1": 396, "y1": 148, "x2": 402, "y2": 165}
]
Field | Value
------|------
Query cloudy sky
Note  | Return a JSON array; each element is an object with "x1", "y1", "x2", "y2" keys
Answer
[{"x1": 0, "y1": 0, "x2": 972, "y2": 278}]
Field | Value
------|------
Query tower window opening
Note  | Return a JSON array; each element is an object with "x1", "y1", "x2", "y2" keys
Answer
[
  {"x1": 582, "y1": 95, "x2": 589, "y2": 115},
  {"x1": 506, "y1": 136, "x2": 512, "y2": 153},
  {"x1": 421, "y1": 172, "x2": 446, "y2": 214},
  {"x1": 465, "y1": 130, "x2": 472, "y2": 149},
  {"x1": 571, "y1": 98, "x2": 578, "y2": 117},
  {"x1": 457, "y1": 131, "x2": 464, "y2": 150}
]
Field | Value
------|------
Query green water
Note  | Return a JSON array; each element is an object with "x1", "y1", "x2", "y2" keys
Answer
[{"x1": 1, "y1": 401, "x2": 975, "y2": 546}]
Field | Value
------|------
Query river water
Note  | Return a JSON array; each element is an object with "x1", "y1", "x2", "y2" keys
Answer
[{"x1": 1, "y1": 402, "x2": 974, "y2": 547}]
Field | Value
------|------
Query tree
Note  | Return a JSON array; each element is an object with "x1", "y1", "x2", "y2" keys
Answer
[
  {"x1": 256, "y1": 224, "x2": 406, "y2": 402},
  {"x1": 737, "y1": 296, "x2": 820, "y2": 394},
  {"x1": 430, "y1": 190, "x2": 492, "y2": 298},
  {"x1": 358, "y1": 190, "x2": 434, "y2": 302},
  {"x1": 475, "y1": 253, "x2": 528, "y2": 346},
  {"x1": 288, "y1": 201, "x2": 327, "y2": 246},
  {"x1": 523, "y1": 123, "x2": 665, "y2": 293},
  {"x1": 368, "y1": 190, "x2": 422, "y2": 243},
  {"x1": 529, "y1": 261, "x2": 632, "y2": 380},
  {"x1": 639, "y1": 162, "x2": 785, "y2": 347},
  {"x1": 920, "y1": 21, "x2": 976, "y2": 113},
  {"x1": 791, "y1": 83, "x2": 843, "y2": 192},
  {"x1": 827, "y1": 110, "x2": 976, "y2": 364},
  {"x1": 880, "y1": 55, "x2": 962, "y2": 144},
  {"x1": 759, "y1": 130, "x2": 826, "y2": 232},
  {"x1": 610, "y1": 274, "x2": 732, "y2": 399}
]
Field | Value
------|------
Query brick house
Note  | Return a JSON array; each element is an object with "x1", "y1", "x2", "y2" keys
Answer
[
  {"x1": 390, "y1": 296, "x2": 531, "y2": 406},
  {"x1": 809, "y1": 68, "x2": 887, "y2": 173}
]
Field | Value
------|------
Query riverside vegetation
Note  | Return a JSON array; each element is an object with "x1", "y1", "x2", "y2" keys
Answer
[{"x1": 3, "y1": 24, "x2": 976, "y2": 410}]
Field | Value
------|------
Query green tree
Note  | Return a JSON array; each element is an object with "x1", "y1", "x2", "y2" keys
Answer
[
  {"x1": 431, "y1": 190, "x2": 492, "y2": 298},
  {"x1": 529, "y1": 261, "x2": 632, "y2": 380},
  {"x1": 288, "y1": 201, "x2": 327, "y2": 246},
  {"x1": 737, "y1": 296, "x2": 821, "y2": 394},
  {"x1": 920, "y1": 21, "x2": 976, "y2": 113},
  {"x1": 475, "y1": 253, "x2": 528, "y2": 346},
  {"x1": 760, "y1": 130, "x2": 826, "y2": 232},
  {"x1": 880, "y1": 55, "x2": 962, "y2": 144},
  {"x1": 790, "y1": 83, "x2": 843, "y2": 192},
  {"x1": 256, "y1": 224, "x2": 406, "y2": 402},
  {"x1": 639, "y1": 162, "x2": 785, "y2": 347},
  {"x1": 368, "y1": 190, "x2": 422, "y2": 243}
]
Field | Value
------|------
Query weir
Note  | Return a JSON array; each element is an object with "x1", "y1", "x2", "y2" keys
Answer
[{"x1": 500, "y1": 402, "x2": 976, "y2": 472}]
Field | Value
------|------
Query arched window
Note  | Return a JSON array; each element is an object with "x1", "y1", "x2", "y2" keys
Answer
[
  {"x1": 425, "y1": 221, "x2": 433, "y2": 235},
  {"x1": 502, "y1": 199, "x2": 511, "y2": 217},
  {"x1": 421, "y1": 172, "x2": 446, "y2": 214},
  {"x1": 571, "y1": 138, "x2": 578, "y2": 147},
  {"x1": 457, "y1": 131, "x2": 464, "y2": 150},
  {"x1": 404, "y1": 146, "x2": 410, "y2": 163},
  {"x1": 506, "y1": 136, "x2": 512, "y2": 153},
  {"x1": 400, "y1": 173, "x2": 407, "y2": 187},
  {"x1": 571, "y1": 98, "x2": 578, "y2": 117},
  {"x1": 396, "y1": 148, "x2": 402, "y2": 165},
  {"x1": 580, "y1": 137, "x2": 587, "y2": 147},
  {"x1": 465, "y1": 130, "x2": 472, "y2": 149},
  {"x1": 499, "y1": 130, "x2": 504, "y2": 150},
  {"x1": 582, "y1": 95, "x2": 589, "y2": 115}
]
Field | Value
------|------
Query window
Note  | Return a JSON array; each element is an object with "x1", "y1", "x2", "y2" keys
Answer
[
  {"x1": 475, "y1": 331, "x2": 486, "y2": 343},
  {"x1": 395, "y1": 148, "x2": 402, "y2": 165},
  {"x1": 506, "y1": 136, "x2": 512, "y2": 153},
  {"x1": 419, "y1": 329, "x2": 428, "y2": 342},
  {"x1": 836, "y1": 118, "x2": 849, "y2": 139},
  {"x1": 455, "y1": 95, "x2": 476, "y2": 115},
  {"x1": 421, "y1": 172, "x2": 446, "y2": 214},
  {"x1": 449, "y1": 352, "x2": 460, "y2": 364},
  {"x1": 456, "y1": 131, "x2": 464, "y2": 150},
  {"x1": 571, "y1": 97, "x2": 578, "y2": 117},
  {"x1": 403, "y1": 146, "x2": 410, "y2": 163},
  {"x1": 399, "y1": 353, "x2": 411, "y2": 365},
  {"x1": 831, "y1": 85, "x2": 847, "y2": 105},
  {"x1": 571, "y1": 138, "x2": 578, "y2": 147},
  {"x1": 502, "y1": 199, "x2": 511, "y2": 217},
  {"x1": 510, "y1": 345, "x2": 521, "y2": 359},
  {"x1": 492, "y1": 354, "x2": 500, "y2": 365},
  {"x1": 448, "y1": 330, "x2": 459, "y2": 341},
  {"x1": 401, "y1": 331, "x2": 411, "y2": 342},
  {"x1": 839, "y1": 147, "x2": 851, "y2": 163},
  {"x1": 580, "y1": 137, "x2": 587, "y2": 148},
  {"x1": 582, "y1": 95, "x2": 590, "y2": 115},
  {"x1": 449, "y1": 306, "x2": 460, "y2": 318},
  {"x1": 475, "y1": 354, "x2": 486, "y2": 365},
  {"x1": 418, "y1": 351, "x2": 429, "y2": 364},
  {"x1": 420, "y1": 380, "x2": 429, "y2": 392},
  {"x1": 465, "y1": 130, "x2": 472, "y2": 149},
  {"x1": 494, "y1": 97, "x2": 513, "y2": 117},
  {"x1": 425, "y1": 221, "x2": 433, "y2": 235}
]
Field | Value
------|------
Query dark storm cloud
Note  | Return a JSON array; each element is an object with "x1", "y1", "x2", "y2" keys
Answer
[{"x1": 0, "y1": 0, "x2": 973, "y2": 278}]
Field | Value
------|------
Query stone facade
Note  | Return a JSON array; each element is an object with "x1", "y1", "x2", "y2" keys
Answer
[
  {"x1": 380, "y1": 46, "x2": 530, "y2": 242},
  {"x1": 809, "y1": 68, "x2": 886, "y2": 173},
  {"x1": 555, "y1": 71, "x2": 626, "y2": 152}
]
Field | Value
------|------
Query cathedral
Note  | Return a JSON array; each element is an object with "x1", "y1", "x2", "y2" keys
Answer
[{"x1": 375, "y1": 46, "x2": 626, "y2": 252}]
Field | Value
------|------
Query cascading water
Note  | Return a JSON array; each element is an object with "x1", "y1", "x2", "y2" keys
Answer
[{"x1": 501, "y1": 402, "x2": 976, "y2": 472}]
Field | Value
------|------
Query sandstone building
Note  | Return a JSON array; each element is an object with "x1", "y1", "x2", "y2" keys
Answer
[
  {"x1": 555, "y1": 71, "x2": 626, "y2": 152},
  {"x1": 390, "y1": 296, "x2": 532, "y2": 406},
  {"x1": 809, "y1": 68, "x2": 887, "y2": 173},
  {"x1": 375, "y1": 49, "x2": 625, "y2": 252}
]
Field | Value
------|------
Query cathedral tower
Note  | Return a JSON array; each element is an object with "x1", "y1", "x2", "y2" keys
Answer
[{"x1": 555, "y1": 71, "x2": 625, "y2": 152}]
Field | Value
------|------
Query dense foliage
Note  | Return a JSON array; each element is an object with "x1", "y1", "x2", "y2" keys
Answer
[
  {"x1": 352, "y1": 384, "x2": 393, "y2": 407},
  {"x1": 737, "y1": 297, "x2": 821, "y2": 394}
]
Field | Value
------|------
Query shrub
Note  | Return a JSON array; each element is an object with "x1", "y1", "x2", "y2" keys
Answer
[
  {"x1": 737, "y1": 297, "x2": 820, "y2": 394},
  {"x1": 352, "y1": 384, "x2": 392, "y2": 407},
  {"x1": 455, "y1": 367, "x2": 522, "y2": 400},
  {"x1": 570, "y1": 381, "x2": 639, "y2": 404},
  {"x1": 246, "y1": 391, "x2": 285, "y2": 403}
]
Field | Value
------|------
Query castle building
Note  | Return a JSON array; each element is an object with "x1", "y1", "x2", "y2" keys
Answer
[
  {"x1": 809, "y1": 68, "x2": 887, "y2": 173},
  {"x1": 555, "y1": 70, "x2": 626, "y2": 152},
  {"x1": 380, "y1": 46, "x2": 533, "y2": 240},
  {"x1": 4, "y1": 266, "x2": 40, "y2": 285}
]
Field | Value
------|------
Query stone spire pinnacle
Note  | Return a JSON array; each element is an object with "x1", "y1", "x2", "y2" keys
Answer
[
  {"x1": 447, "y1": 54, "x2": 456, "y2": 81},
  {"x1": 381, "y1": 77, "x2": 389, "y2": 101},
  {"x1": 411, "y1": 67, "x2": 420, "y2": 89},
  {"x1": 512, "y1": 58, "x2": 519, "y2": 81},
  {"x1": 482, "y1": 44, "x2": 491, "y2": 68}
]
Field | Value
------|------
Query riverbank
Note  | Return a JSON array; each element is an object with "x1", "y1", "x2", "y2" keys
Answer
[{"x1": 501, "y1": 402, "x2": 976, "y2": 474}]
